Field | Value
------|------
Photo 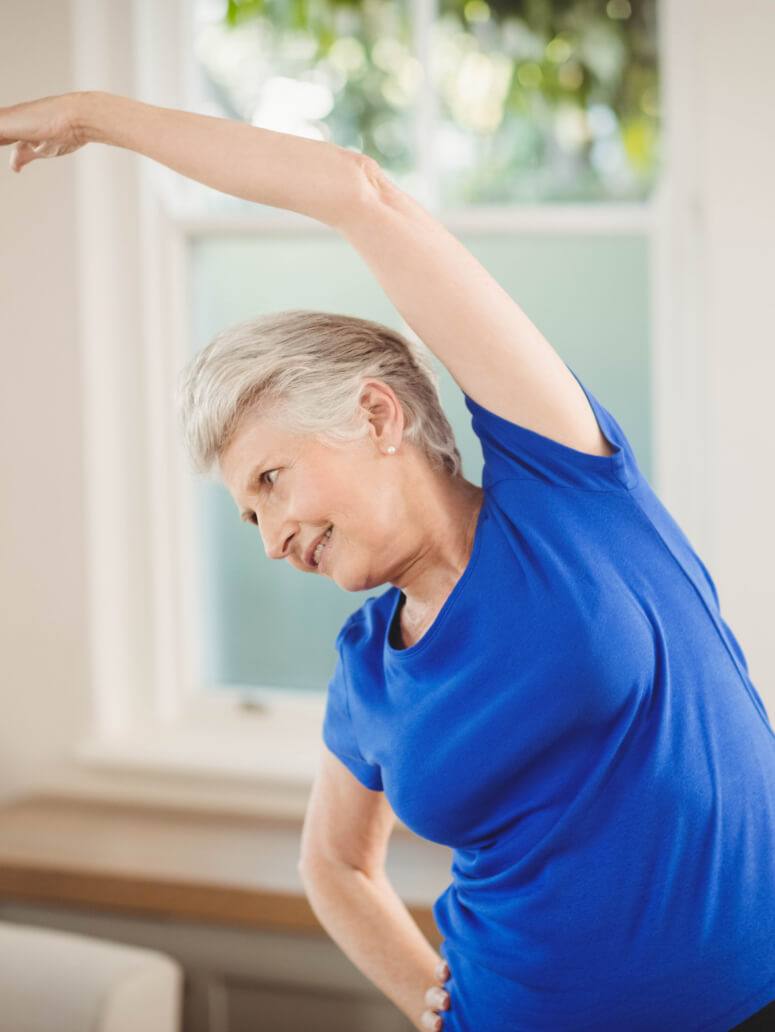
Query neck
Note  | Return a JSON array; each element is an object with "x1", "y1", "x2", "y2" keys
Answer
[{"x1": 390, "y1": 474, "x2": 484, "y2": 619}]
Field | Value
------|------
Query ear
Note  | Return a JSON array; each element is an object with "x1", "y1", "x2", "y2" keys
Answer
[{"x1": 358, "y1": 379, "x2": 405, "y2": 451}]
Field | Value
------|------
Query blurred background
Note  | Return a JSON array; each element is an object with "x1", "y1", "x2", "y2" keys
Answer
[{"x1": 0, "y1": 1, "x2": 772, "y2": 1030}]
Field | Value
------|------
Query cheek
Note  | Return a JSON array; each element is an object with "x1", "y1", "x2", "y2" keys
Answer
[
  {"x1": 300, "y1": 456, "x2": 388, "y2": 533},
  {"x1": 292, "y1": 475, "x2": 349, "y2": 525}
]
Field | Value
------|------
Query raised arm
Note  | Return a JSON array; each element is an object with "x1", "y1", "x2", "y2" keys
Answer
[
  {"x1": 2, "y1": 90, "x2": 368, "y2": 228},
  {"x1": 340, "y1": 161, "x2": 616, "y2": 457},
  {"x1": 82, "y1": 89, "x2": 609, "y2": 455},
  {"x1": 2, "y1": 90, "x2": 613, "y2": 455}
]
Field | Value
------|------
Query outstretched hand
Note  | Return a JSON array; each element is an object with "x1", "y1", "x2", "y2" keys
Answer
[
  {"x1": 421, "y1": 958, "x2": 451, "y2": 1031},
  {"x1": 0, "y1": 93, "x2": 87, "y2": 172}
]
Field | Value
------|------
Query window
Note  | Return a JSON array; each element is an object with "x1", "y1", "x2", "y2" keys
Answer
[
  {"x1": 189, "y1": 232, "x2": 652, "y2": 696},
  {"x1": 191, "y1": 0, "x2": 660, "y2": 207},
  {"x1": 72, "y1": 0, "x2": 670, "y2": 806},
  {"x1": 183, "y1": 0, "x2": 657, "y2": 698}
]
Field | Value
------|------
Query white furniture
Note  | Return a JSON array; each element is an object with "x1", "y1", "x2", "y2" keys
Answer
[{"x1": 0, "y1": 920, "x2": 183, "y2": 1032}]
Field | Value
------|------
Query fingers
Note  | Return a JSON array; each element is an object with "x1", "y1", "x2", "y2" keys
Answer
[
  {"x1": 0, "y1": 101, "x2": 40, "y2": 148},
  {"x1": 1, "y1": 94, "x2": 84, "y2": 168},
  {"x1": 422, "y1": 981, "x2": 451, "y2": 1031},
  {"x1": 9, "y1": 141, "x2": 27, "y2": 173},
  {"x1": 9, "y1": 140, "x2": 36, "y2": 173},
  {"x1": 425, "y1": 985, "x2": 450, "y2": 1010},
  {"x1": 421, "y1": 955, "x2": 451, "y2": 1031},
  {"x1": 8, "y1": 139, "x2": 67, "y2": 172},
  {"x1": 421, "y1": 1010, "x2": 443, "y2": 1031}
]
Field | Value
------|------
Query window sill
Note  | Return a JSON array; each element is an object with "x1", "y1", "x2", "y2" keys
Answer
[
  {"x1": 79, "y1": 691, "x2": 325, "y2": 782},
  {"x1": 31, "y1": 690, "x2": 333, "y2": 822},
  {"x1": 169, "y1": 191, "x2": 656, "y2": 235},
  {"x1": 28, "y1": 689, "x2": 422, "y2": 832}
]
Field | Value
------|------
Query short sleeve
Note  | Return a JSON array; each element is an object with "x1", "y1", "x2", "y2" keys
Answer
[
  {"x1": 464, "y1": 362, "x2": 641, "y2": 492},
  {"x1": 322, "y1": 632, "x2": 384, "y2": 792}
]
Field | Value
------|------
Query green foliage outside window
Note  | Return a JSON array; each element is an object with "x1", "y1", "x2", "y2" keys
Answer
[{"x1": 195, "y1": 0, "x2": 659, "y2": 203}]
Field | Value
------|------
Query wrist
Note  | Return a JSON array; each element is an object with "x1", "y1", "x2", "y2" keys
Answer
[{"x1": 71, "y1": 90, "x2": 111, "y2": 146}]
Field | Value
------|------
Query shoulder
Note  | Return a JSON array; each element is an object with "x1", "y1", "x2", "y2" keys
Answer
[
  {"x1": 336, "y1": 588, "x2": 397, "y2": 652},
  {"x1": 461, "y1": 368, "x2": 641, "y2": 492},
  {"x1": 463, "y1": 362, "x2": 620, "y2": 459}
]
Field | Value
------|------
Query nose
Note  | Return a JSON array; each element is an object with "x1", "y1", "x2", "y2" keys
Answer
[{"x1": 261, "y1": 521, "x2": 295, "y2": 561}]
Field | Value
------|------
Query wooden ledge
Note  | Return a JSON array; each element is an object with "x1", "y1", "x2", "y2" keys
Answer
[{"x1": 0, "y1": 795, "x2": 449, "y2": 947}]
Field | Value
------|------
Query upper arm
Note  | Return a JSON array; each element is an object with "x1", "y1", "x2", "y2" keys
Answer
[
  {"x1": 344, "y1": 156, "x2": 615, "y2": 458},
  {"x1": 298, "y1": 744, "x2": 397, "y2": 879}
]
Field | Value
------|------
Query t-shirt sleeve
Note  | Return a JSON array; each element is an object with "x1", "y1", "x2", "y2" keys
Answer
[
  {"x1": 464, "y1": 362, "x2": 641, "y2": 491},
  {"x1": 322, "y1": 628, "x2": 384, "y2": 792}
]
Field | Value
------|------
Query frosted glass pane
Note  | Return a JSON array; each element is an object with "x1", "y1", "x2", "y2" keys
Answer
[{"x1": 187, "y1": 231, "x2": 650, "y2": 691}]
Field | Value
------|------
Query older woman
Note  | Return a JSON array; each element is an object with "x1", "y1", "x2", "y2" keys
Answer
[{"x1": 4, "y1": 91, "x2": 775, "y2": 1032}]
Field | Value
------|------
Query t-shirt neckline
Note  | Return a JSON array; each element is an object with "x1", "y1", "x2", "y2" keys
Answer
[{"x1": 384, "y1": 495, "x2": 489, "y2": 660}]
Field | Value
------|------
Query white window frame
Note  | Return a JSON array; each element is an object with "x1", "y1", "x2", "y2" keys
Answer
[{"x1": 56, "y1": 0, "x2": 708, "y2": 817}]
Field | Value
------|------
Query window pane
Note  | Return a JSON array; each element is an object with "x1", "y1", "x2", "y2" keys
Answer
[
  {"x1": 433, "y1": 0, "x2": 659, "y2": 203},
  {"x1": 191, "y1": 0, "x2": 418, "y2": 207},
  {"x1": 187, "y1": 231, "x2": 651, "y2": 692},
  {"x1": 191, "y1": 0, "x2": 659, "y2": 207}
]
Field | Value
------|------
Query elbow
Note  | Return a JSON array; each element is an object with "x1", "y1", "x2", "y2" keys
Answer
[
  {"x1": 297, "y1": 855, "x2": 312, "y2": 882},
  {"x1": 355, "y1": 154, "x2": 397, "y2": 207},
  {"x1": 297, "y1": 853, "x2": 331, "y2": 884},
  {"x1": 332, "y1": 153, "x2": 392, "y2": 230},
  {"x1": 297, "y1": 854, "x2": 368, "y2": 884},
  {"x1": 356, "y1": 154, "x2": 384, "y2": 192}
]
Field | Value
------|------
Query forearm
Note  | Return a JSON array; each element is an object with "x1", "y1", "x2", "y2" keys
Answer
[
  {"x1": 74, "y1": 90, "x2": 368, "y2": 228},
  {"x1": 299, "y1": 860, "x2": 442, "y2": 1031}
]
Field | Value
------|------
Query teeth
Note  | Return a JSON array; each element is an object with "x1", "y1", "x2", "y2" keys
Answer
[{"x1": 312, "y1": 526, "x2": 333, "y2": 565}]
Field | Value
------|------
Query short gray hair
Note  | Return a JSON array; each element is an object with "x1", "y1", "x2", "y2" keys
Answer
[{"x1": 176, "y1": 309, "x2": 463, "y2": 480}]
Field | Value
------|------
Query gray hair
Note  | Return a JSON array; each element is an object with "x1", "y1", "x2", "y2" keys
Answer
[{"x1": 176, "y1": 309, "x2": 463, "y2": 481}]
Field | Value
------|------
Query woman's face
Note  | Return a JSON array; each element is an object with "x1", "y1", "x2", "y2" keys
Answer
[{"x1": 218, "y1": 384, "x2": 416, "y2": 592}]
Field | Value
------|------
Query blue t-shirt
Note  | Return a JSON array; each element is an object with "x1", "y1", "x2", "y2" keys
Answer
[{"x1": 322, "y1": 366, "x2": 775, "y2": 1031}]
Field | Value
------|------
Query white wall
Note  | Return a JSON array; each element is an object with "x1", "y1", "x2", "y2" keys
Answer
[
  {"x1": 0, "y1": 0, "x2": 772, "y2": 808},
  {"x1": 0, "y1": 0, "x2": 91, "y2": 801},
  {"x1": 701, "y1": 0, "x2": 775, "y2": 691}
]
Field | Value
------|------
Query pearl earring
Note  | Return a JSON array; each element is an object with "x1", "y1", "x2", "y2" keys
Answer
[{"x1": 386, "y1": 445, "x2": 396, "y2": 454}]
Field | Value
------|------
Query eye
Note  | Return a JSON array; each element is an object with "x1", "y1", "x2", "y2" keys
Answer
[{"x1": 261, "y1": 469, "x2": 279, "y2": 487}]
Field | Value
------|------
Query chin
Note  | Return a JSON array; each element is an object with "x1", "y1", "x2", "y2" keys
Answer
[
  {"x1": 331, "y1": 564, "x2": 386, "y2": 594},
  {"x1": 335, "y1": 575, "x2": 374, "y2": 593}
]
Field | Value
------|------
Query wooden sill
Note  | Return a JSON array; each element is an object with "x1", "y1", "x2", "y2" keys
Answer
[{"x1": 0, "y1": 795, "x2": 449, "y2": 947}]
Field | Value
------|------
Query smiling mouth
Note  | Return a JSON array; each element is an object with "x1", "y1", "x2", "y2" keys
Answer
[{"x1": 311, "y1": 525, "x2": 333, "y2": 568}]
